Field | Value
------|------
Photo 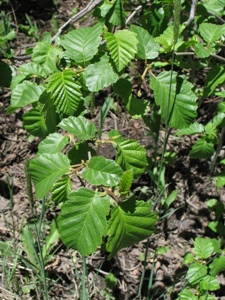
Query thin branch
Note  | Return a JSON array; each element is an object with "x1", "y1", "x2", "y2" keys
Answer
[
  {"x1": 125, "y1": 5, "x2": 143, "y2": 25},
  {"x1": 51, "y1": 0, "x2": 103, "y2": 42},
  {"x1": 185, "y1": 0, "x2": 198, "y2": 27},
  {"x1": 175, "y1": 51, "x2": 225, "y2": 63}
]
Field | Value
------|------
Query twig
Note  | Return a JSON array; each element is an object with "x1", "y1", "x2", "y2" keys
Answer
[
  {"x1": 51, "y1": 0, "x2": 103, "y2": 42},
  {"x1": 185, "y1": 0, "x2": 198, "y2": 27},
  {"x1": 125, "y1": 5, "x2": 143, "y2": 25},
  {"x1": 175, "y1": 51, "x2": 225, "y2": 63}
]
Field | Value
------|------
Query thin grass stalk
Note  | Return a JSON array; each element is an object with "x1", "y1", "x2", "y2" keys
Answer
[
  {"x1": 25, "y1": 160, "x2": 49, "y2": 299},
  {"x1": 139, "y1": 1, "x2": 181, "y2": 298},
  {"x1": 81, "y1": 256, "x2": 88, "y2": 299}
]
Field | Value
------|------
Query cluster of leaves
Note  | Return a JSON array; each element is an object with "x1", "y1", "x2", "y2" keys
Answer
[
  {"x1": 178, "y1": 237, "x2": 224, "y2": 300},
  {"x1": 2, "y1": 0, "x2": 225, "y2": 297}
]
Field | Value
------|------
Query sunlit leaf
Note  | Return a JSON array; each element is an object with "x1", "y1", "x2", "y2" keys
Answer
[
  {"x1": 85, "y1": 54, "x2": 119, "y2": 92},
  {"x1": 47, "y1": 69, "x2": 82, "y2": 115},
  {"x1": 105, "y1": 30, "x2": 138, "y2": 72},
  {"x1": 37, "y1": 133, "x2": 69, "y2": 155},
  {"x1": 29, "y1": 153, "x2": 70, "y2": 198},
  {"x1": 59, "y1": 116, "x2": 96, "y2": 140},
  {"x1": 150, "y1": 71, "x2": 198, "y2": 129},
  {"x1": 194, "y1": 237, "x2": 214, "y2": 259},
  {"x1": 57, "y1": 188, "x2": 111, "y2": 255},
  {"x1": 61, "y1": 23, "x2": 102, "y2": 64},
  {"x1": 83, "y1": 156, "x2": 123, "y2": 186},
  {"x1": 187, "y1": 262, "x2": 207, "y2": 285},
  {"x1": 131, "y1": 25, "x2": 159, "y2": 60}
]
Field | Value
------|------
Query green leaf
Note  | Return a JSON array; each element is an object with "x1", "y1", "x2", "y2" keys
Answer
[
  {"x1": 209, "y1": 256, "x2": 225, "y2": 276},
  {"x1": 47, "y1": 69, "x2": 82, "y2": 115},
  {"x1": 190, "y1": 139, "x2": 214, "y2": 159},
  {"x1": 215, "y1": 170, "x2": 225, "y2": 188},
  {"x1": 202, "y1": 0, "x2": 225, "y2": 16},
  {"x1": 42, "y1": 220, "x2": 60, "y2": 261},
  {"x1": 22, "y1": 225, "x2": 39, "y2": 268},
  {"x1": 61, "y1": 23, "x2": 102, "y2": 64},
  {"x1": 68, "y1": 142, "x2": 96, "y2": 165},
  {"x1": 37, "y1": 133, "x2": 69, "y2": 155},
  {"x1": 115, "y1": 139, "x2": 147, "y2": 178},
  {"x1": 104, "y1": 273, "x2": 117, "y2": 290},
  {"x1": 106, "y1": 197, "x2": 157, "y2": 259},
  {"x1": 105, "y1": 30, "x2": 138, "y2": 72},
  {"x1": 202, "y1": 66, "x2": 225, "y2": 101},
  {"x1": 183, "y1": 252, "x2": 195, "y2": 265},
  {"x1": 8, "y1": 81, "x2": 45, "y2": 113},
  {"x1": 193, "y1": 43, "x2": 213, "y2": 58},
  {"x1": 150, "y1": 71, "x2": 198, "y2": 129},
  {"x1": 194, "y1": 237, "x2": 214, "y2": 259},
  {"x1": 124, "y1": 97, "x2": 149, "y2": 119},
  {"x1": 178, "y1": 289, "x2": 198, "y2": 300},
  {"x1": 101, "y1": 0, "x2": 125, "y2": 27},
  {"x1": 198, "y1": 23, "x2": 225, "y2": 43},
  {"x1": 0, "y1": 29, "x2": 15, "y2": 43},
  {"x1": 155, "y1": 246, "x2": 169, "y2": 255},
  {"x1": 114, "y1": 78, "x2": 132, "y2": 100},
  {"x1": 212, "y1": 112, "x2": 225, "y2": 127},
  {"x1": 208, "y1": 221, "x2": 225, "y2": 235},
  {"x1": 18, "y1": 62, "x2": 51, "y2": 78},
  {"x1": 52, "y1": 177, "x2": 72, "y2": 204},
  {"x1": 130, "y1": 25, "x2": 159, "y2": 60},
  {"x1": 155, "y1": 26, "x2": 174, "y2": 52},
  {"x1": 32, "y1": 41, "x2": 63, "y2": 71},
  {"x1": 83, "y1": 156, "x2": 123, "y2": 187},
  {"x1": 119, "y1": 169, "x2": 133, "y2": 195},
  {"x1": 57, "y1": 188, "x2": 111, "y2": 256},
  {"x1": 199, "y1": 275, "x2": 220, "y2": 291},
  {"x1": 58, "y1": 116, "x2": 96, "y2": 140},
  {"x1": 85, "y1": 54, "x2": 119, "y2": 92},
  {"x1": 0, "y1": 60, "x2": 12, "y2": 87},
  {"x1": 187, "y1": 262, "x2": 207, "y2": 285},
  {"x1": 176, "y1": 122, "x2": 204, "y2": 136},
  {"x1": 29, "y1": 153, "x2": 70, "y2": 198},
  {"x1": 23, "y1": 108, "x2": 48, "y2": 138}
]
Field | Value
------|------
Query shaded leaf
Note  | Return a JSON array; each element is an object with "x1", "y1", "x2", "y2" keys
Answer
[
  {"x1": 190, "y1": 139, "x2": 214, "y2": 159},
  {"x1": 23, "y1": 108, "x2": 48, "y2": 138},
  {"x1": 0, "y1": 60, "x2": 12, "y2": 87},
  {"x1": 106, "y1": 197, "x2": 157, "y2": 259}
]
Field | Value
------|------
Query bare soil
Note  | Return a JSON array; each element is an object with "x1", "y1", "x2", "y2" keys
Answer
[{"x1": 1, "y1": 1, "x2": 225, "y2": 299}]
